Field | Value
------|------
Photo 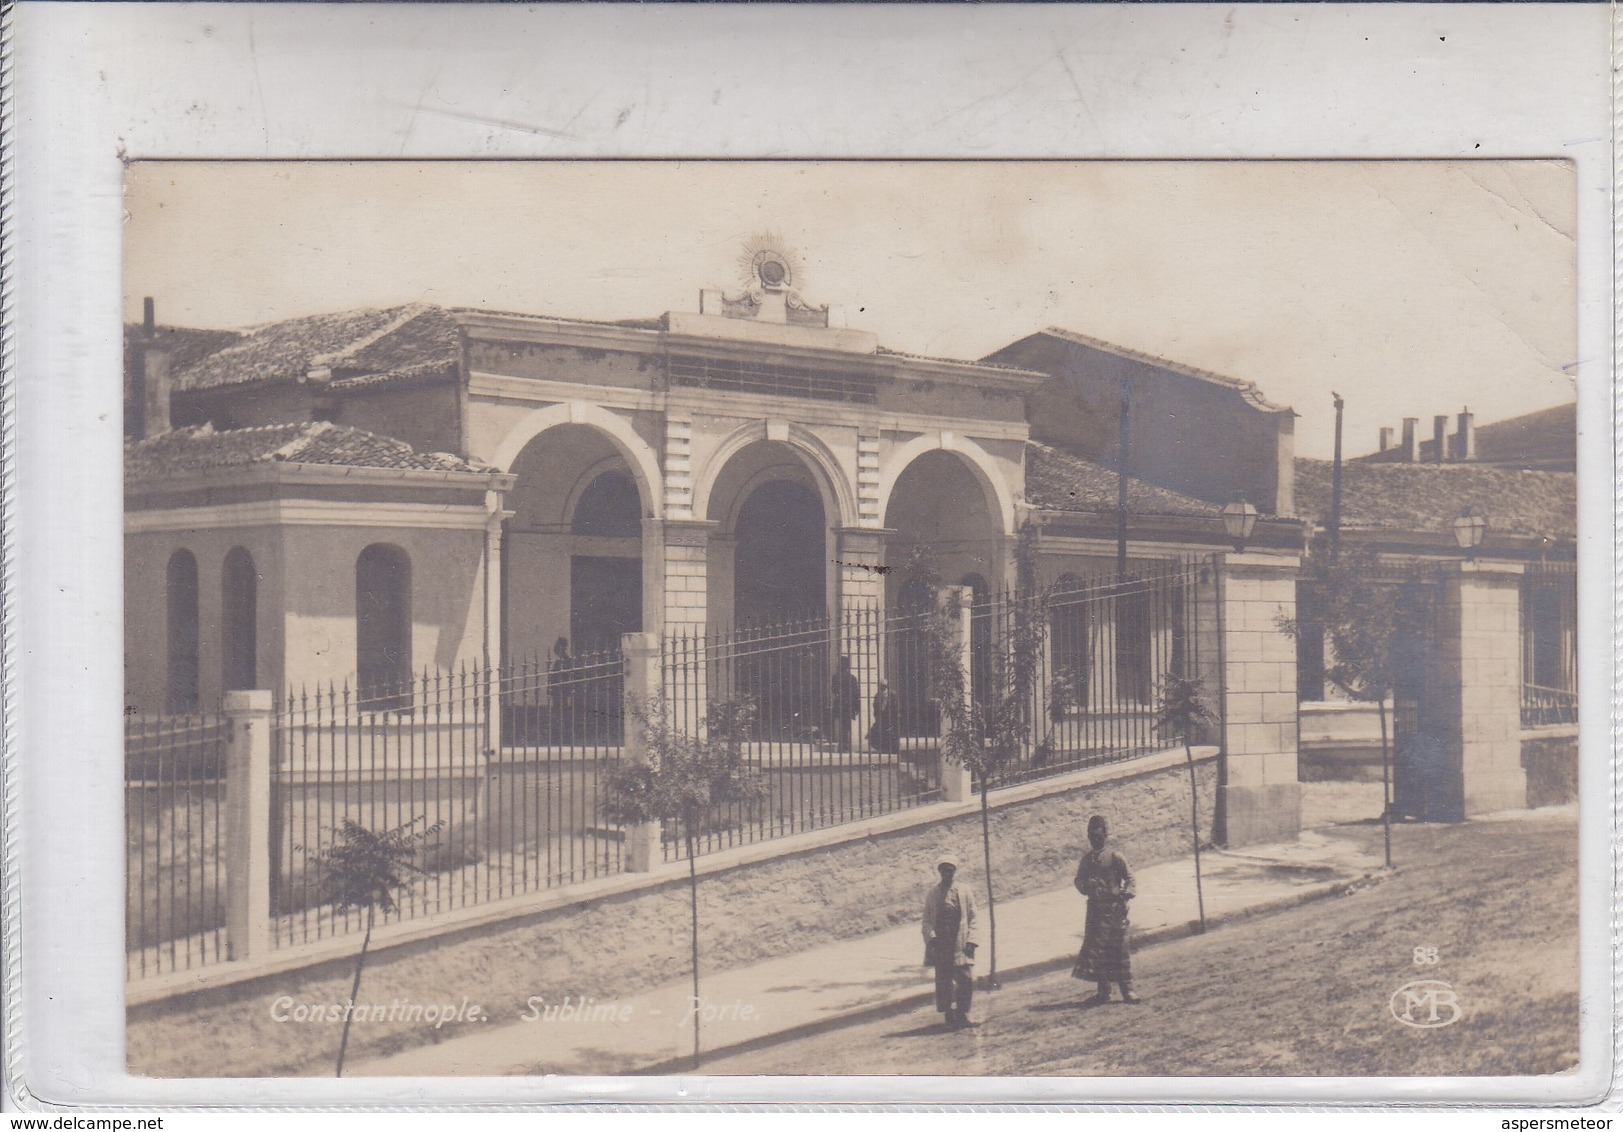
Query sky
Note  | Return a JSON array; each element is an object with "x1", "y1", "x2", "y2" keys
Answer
[{"x1": 123, "y1": 160, "x2": 1577, "y2": 460}]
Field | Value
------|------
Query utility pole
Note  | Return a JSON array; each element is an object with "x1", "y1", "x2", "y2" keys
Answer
[{"x1": 1329, "y1": 392, "x2": 1345, "y2": 558}]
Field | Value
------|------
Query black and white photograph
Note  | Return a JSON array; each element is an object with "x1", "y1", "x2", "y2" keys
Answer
[{"x1": 117, "y1": 159, "x2": 1581, "y2": 1082}]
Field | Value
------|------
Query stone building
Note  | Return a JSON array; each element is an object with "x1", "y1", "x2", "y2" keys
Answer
[{"x1": 124, "y1": 249, "x2": 1572, "y2": 842}]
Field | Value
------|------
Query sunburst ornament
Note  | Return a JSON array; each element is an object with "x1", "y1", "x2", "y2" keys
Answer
[{"x1": 737, "y1": 234, "x2": 801, "y2": 293}]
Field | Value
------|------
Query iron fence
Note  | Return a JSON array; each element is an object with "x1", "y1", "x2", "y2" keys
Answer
[
  {"x1": 271, "y1": 650, "x2": 625, "y2": 950},
  {"x1": 659, "y1": 608, "x2": 944, "y2": 860},
  {"x1": 125, "y1": 710, "x2": 228, "y2": 978},
  {"x1": 1522, "y1": 562, "x2": 1577, "y2": 728},
  {"x1": 126, "y1": 563, "x2": 1210, "y2": 974},
  {"x1": 981, "y1": 563, "x2": 1205, "y2": 790}
]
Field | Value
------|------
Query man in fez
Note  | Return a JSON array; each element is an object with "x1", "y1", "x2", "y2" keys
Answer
[
  {"x1": 1072, "y1": 813, "x2": 1139, "y2": 1004},
  {"x1": 922, "y1": 853, "x2": 980, "y2": 1029}
]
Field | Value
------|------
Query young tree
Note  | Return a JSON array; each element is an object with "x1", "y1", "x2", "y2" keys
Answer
[
  {"x1": 1280, "y1": 545, "x2": 1418, "y2": 867},
  {"x1": 600, "y1": 694, "x2": 768, "y2": 1069},
  {"x1": 1153, "y1": 672, "x2": 1216, "y2": 932},
  {"x1": 923, "y1": 524, "x2": 1050, "y2": 989},
  {"x1": 307, "y1": 815, "x2": 444, "y2": 1077}
]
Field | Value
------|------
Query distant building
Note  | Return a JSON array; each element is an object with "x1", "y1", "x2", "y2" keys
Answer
[{"x1": 1360, "y1": 402, "x2": 1576, "y2": 473}]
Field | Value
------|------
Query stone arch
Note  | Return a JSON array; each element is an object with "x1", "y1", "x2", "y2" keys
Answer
[
  {"x1": 489, "y1": 401, "x2": 662, "y2": 521},
  {"x1": 878, "y1": 433, "x2": 1017, "y2": 537},
  {"x1": 692, "y1": 420, "x2": 858, "y2": 531}
]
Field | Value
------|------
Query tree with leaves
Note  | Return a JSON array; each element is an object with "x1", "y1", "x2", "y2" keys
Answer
[
  {"x1": 1153, "y1": 671, "x2": 1216, "y2": 932},
  {"x1": 600, "y1": 694, "x2": 768, "y2": 1069},
  {"x1": 307, "y1": 815, "x2": 444, "y2": 1077}
]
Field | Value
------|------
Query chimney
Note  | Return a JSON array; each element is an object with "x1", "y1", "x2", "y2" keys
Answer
[
  {"x1": 1401, "y1": 417, "x2": 1419, "y2": 463},
  {"x1": 1432, "y1": 415, "x2": 1448, "y2": 464},
  {"x1": 139, "y1": 296, "x2": 171, "y2": 438},
  {"x1": 1379, "y1": 426, "x2": 1394, "y2": 453},
  {"x1": 1455, "y1": 408, "x2": 1475, "y2": 461}
]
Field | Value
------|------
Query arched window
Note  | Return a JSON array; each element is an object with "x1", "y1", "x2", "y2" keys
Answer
[
  {"x1": 356, "y1": 544, "x2": 412, "y2": 711},
  {"x1": 221, "y1": 547, "x2": 257, "y2": 691},
  {"x1": 570, "y1": 471, "x2": 642, "y2": 537},
  {"x1": 1050, "y1": 573, "x2": 1091, "y2": 712},
  {"x1": 165, "y1": 549, "x2": 200, "y2": 714}
]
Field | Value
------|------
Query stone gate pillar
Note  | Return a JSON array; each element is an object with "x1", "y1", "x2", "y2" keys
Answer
[
  {"x1": 1206, "y1": 551, "x2": 1302, "y2": 846},
  {"x1": 1437, "y1": 561, "x2": 1526, "y2": 816}
]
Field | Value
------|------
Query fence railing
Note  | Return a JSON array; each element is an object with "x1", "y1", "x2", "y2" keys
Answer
[
  {"x1": 126, "y1": 564, "x2": 1209, "y2": 977},
  {"x1": 990, "y1": 564, "x2": 1205, "y2": 790},
  {"x1": 272, "y1": 651, "x2": 626, "y2": 950},
  {"x1": 125, "y1": 710, "x2": 228, "y2": 979},
  {"x1": 659, "y1": 609, "x2": 945, "y2": 861},
  {"x1": 1521, "y1": 563, "x2": 1577, "y2": 729}
]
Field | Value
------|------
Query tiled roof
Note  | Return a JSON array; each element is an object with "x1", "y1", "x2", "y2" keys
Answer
[
  {"x1": 126, "y1": 421, "x2": 500, "y2": 479},
  {"x1": 124, "y1": 324, "x2": 246, "y2": 374},
  {"x1": 1026, "y1": 442, "x2": 1217, "y2": 517},
  {"x1": 166, "y1": 304, "x2": 461, "y2": 392},
  {"x1": 1293, "y1": 457, "x2": 1575, "y2": 539}
]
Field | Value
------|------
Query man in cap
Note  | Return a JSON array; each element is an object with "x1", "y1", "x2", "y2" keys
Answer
[{"x1": 922, "y1": 853, "x2": 980, "y2": 1029}]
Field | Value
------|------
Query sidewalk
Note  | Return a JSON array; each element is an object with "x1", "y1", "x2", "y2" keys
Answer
[{"x1": 351, "y1": 829, "x2": 1386, "y2": 1076}]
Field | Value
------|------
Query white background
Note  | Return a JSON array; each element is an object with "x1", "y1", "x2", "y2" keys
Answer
[{"x1": 7, "y1": 0, "x2": 1614, "y2": 1109}]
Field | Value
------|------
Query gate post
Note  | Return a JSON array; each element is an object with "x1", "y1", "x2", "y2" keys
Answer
[
  {"x1": 1436, "y1": 561, "x2": 1526, "y2": 816},
  {"x1": 937, "y1": 585, "x2": 976, "y2": 803},
  {"x1": 223, "y1": 689, "x2": 274, "y2": 961},
  {"x1": 621, "y1": 632, "x2": 665, "y2": 871},
  {"x1": 1206, "y1": 552, "x2": 1302, "y2": 846}
]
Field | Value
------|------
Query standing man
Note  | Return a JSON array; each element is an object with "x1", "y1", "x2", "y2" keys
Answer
[
  {"x1": 869, "y1": 680, "x2": 901, "y2": 754},
  {"x1": 1071, "y1": 814, "x2": 1139, "y2": 1004},
  {"x1": 922, "y1": 854, "x2": 980, "y2": 1030},
  {"x1": 831, "y1": 655, "x2": 861, "y2": 753},
  {"x1": 547, "y1": 637, "x2": 574, "y2": 744}
]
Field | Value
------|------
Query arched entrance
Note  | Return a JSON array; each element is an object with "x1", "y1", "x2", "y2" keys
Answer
[
  {"x1": 705, "y1": 440, "x2": 835, "y2": 737},
  {"x1": 704, "y1": 440, "x2": 833, "y2": 629},
  {"x1": 502, "y1": 424, "x2": 649, "y2": 664},
  {"x1": 733, "y1": 479, "x2": 826, "y2": 626},
  {"x1": 884, "y1": 450, "x2": 1005, "y2": 731}
]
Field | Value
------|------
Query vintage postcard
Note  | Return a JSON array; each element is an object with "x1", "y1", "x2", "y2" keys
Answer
[
  {"x1": 118, "y1": 158, "x2": 1585, "y2": 1085},
  {"x1": 7, "y1": 1, "x2": 1613, "y2": 1112}
]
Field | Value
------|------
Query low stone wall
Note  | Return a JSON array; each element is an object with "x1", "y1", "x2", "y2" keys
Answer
[
  {"x1": 128, "y1": 754, "x2": 1216, "y2": 1078},
  {"x1": 1298, "y1": 700, "x2": 1385, "y2": 783},
  {"x1": 1522, "y1": 730, "x2": 1578, "y2": 809}
]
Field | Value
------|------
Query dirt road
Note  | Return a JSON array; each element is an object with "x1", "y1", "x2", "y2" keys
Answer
[{"x1": 702, "y1": 812, "x2": 1578, "y2": 1077}]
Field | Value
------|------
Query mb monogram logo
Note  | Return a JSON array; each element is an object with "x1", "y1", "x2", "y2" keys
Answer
[{"x1": 1390, "y1": 980, "x2": 1463, "y2": 1029}]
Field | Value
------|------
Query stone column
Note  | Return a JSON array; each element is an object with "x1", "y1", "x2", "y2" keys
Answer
[
  {"x1": 657, "y1": 519, "x2": 716, "y2": 632},
  {"x1": 1207, "y1": 552, "x2": 1302, "y2": 846},
  {"x1": 655, "y1": 519, "x2": 716, "y2": 735},
  {"x1": 482, "y1": 497, "x2": 514, "y2": 754},
  {"x1": 224, "y1": 689, "x2": 274, "y2": 961},
  {"x1": 620, "y1": 631, "x2": 665, "y2": 871},
  {"x1": 1437, "y1": 561, "x2": 1526, "y2": 816},
  {"x1": 937, "y1": 585, "x2": 976, "y2": 802}
]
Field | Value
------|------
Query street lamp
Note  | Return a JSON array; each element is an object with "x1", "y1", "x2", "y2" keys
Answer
[
  {"x1": 1452, "y1": 506, "x2": 1488, "y2": 560},
  {"x1": 1220, "y1": 496, "x2": 1259, "y2": 553}
]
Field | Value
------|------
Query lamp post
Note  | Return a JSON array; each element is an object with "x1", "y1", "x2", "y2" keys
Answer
[
  {"x1": 1452, "y1": 506, "x2": 1487, "y2": 561},
  {"x1": 1221, "y1": 496, "x2": 1259, "y2": 553}
]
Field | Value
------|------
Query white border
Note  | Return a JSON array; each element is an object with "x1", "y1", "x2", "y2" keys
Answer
[{"x1": 7, "y1": 0, "x2": 1614, "y2": 1108}]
